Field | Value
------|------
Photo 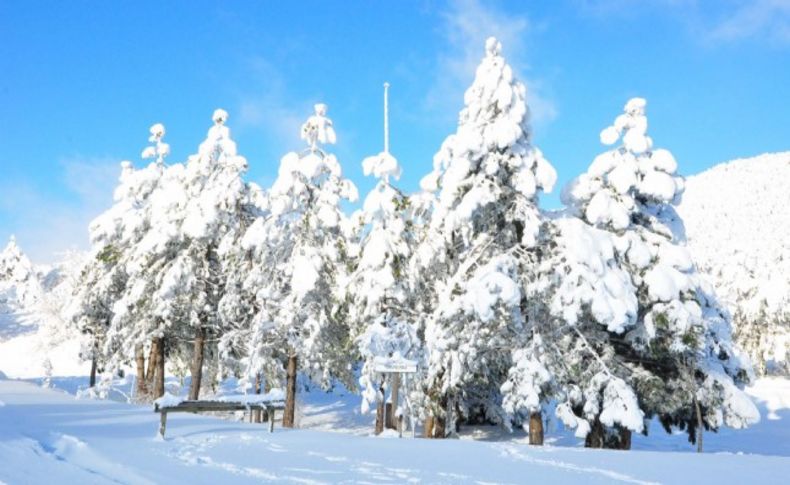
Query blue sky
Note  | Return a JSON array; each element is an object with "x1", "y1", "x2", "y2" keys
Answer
[{"x1": 1, "y1": 0, "x2": 788, "y2": 262}]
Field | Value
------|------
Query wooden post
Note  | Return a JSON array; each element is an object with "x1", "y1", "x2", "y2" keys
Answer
[
  {"x1": 529, "y1": 411, "x2": 544, "y2": 445},
  {"x1": 375, "y1": 378, "x2": 386, "y2": 435},
  {"x1": 188, "y1": 327, "x2": 206, "y2": 400},
  {"x1": 253, "y1": 373, "x2": 263, "y2": 423},
  {"x1": 283, "y1": 353, "x2": 298, "y2": 428},
  {"x1": 159, "y1": 411, "x2": 167, "y2": 438},
  {"x1": 695, "y1": 398, "x2": 704, "y2": 453},
  {"x1": 269, "y1": 408, "x2": 275, "y2": 433},
  {"x1": 388, "y1": 373, "x2": 400, "y2": 430}
]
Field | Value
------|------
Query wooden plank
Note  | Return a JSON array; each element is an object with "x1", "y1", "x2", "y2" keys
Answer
[
  {"x1": 159, "y1": 411, "x2": 167, "y2": 438},
  {"x1": 157, "y1": 401, "x2": 285, "y2": 413},
  {"x1": 153, "y1": 400, "x2": 285, "y2": 436}
]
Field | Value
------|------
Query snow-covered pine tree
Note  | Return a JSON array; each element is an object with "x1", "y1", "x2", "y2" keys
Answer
[
  {"x1": 75, "y1": 123, "x2": 171, "y2": 397},
  {"x1": 349, "y1": 90, "x2": 420, "y2": 433},
  {"x1": 517, "y1": 212, "x2": 645, "y2": 449},
  {"x1": 413, "y1": 37, "x2": 557, "y2": 438},
  {"x1": 240, "y1": 103, "x2": 358, "y2": 427},
  {"x1": 132, "y1": 110, "x2": 256, "y2": 400},
  {"x1": 0, "y1": 236, "x2": 43, "y2": 309},
  {"x1": 561, "y1": 97, "x2": 759, "y2": 447}
]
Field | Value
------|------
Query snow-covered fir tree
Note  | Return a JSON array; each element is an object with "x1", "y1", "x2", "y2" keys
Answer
[
  {"x1": 0, "y1": 236, "x2": 43, "y2": 310},
  {"x1": 413, "y1": 37, "x2": 557, "y2": 438},
  {"x1": 559, "y1": 97, "x2": 759, "y2": 447},
  {"x1": 239, "y1": 103, "x2": 358, "y2": 426}
]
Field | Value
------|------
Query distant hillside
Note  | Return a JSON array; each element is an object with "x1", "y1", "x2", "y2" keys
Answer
[{"x1": 678, "y1": 152, "x2": 790, "y2": 375}]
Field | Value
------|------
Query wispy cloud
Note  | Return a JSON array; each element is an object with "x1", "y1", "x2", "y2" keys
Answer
[
  {"x1": 707, "y1": 0, "x2": 790, "y2": 45},
  {"x1": 425, "y1": 0, "x2": 557, "y2": 129},
  {"x1": 576, "y1": 0, "x2": 790, "y2": 46},
  {"x1": 234, "y1": 56, "x2": 307, "y2": 155},
  {"x1": 0, "y1": 157, "x2": 120, "y2": 263}
]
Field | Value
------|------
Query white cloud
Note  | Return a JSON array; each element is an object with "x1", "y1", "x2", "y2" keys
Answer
[
  {"x1": 234, "y1": 56, "x2": 308, "y2": 154},
  {"x1": 425, "y1": 0, "x2": 557, "y2": 128},
  {"x1": 0, "y1": 157, "x2": 120, "y2": 263},
  {"x1": 707, "y1": 0, "x2": 790, "y2": 45}
]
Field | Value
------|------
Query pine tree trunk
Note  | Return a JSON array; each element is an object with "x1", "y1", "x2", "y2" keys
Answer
[
  {"x1": 89, "y1": 355, "x2": 97, "y2": 388},
  {"x1": 153, "y1": 337, "x2": 165, "y2": 399},
  {"x1": 585, "y1": 419, "x2": 605, "y2": 448},
  {"x1": 433, "y1": 413, "x2": 446, "y2": 439},
  {"x1": 424, "y1": 415, "x2": 435, "y2": 438},
  {"x1": 427, "y1": 395, "x2": 449, "y2": 439},
  {"x1": 145, "y1": 338, "x2": 158, "y2": 389},
  {"x1": 283, "y1": 353, "x2": 298, "y2": 428},
  {"x1": 618, "y1": 426, "x2": 632, "y2": 450},
  {"x1": 134, "y1": 344, "x2": 147, "y2": 399},
  {"x1": 529, "y1": 411, "x2": 544, "y2": 445},
  {"x1": 188, "y1": 327, "x2": 206, "y2": 400}
]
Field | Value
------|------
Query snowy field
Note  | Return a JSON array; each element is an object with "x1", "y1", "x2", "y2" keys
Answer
[
  {"x1": 0, "y1": 30, "x2": 787, "y2": 484},
  {"x1": 1, "y1": 373, "x2": 790, "y2": 484}
]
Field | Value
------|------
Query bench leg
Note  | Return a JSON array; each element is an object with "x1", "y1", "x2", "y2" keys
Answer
[{"x1": 159, "y1": 412, "x2": 167, "y2": 438}]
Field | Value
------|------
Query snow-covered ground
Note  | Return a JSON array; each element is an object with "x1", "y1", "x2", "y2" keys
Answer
[{"x1": 2, "y1": 377, "x2": 790, "y2": 484}]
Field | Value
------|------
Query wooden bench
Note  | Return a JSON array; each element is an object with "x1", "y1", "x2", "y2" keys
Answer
[{"x1": 154, "y1": 399, "x2": 286, "y2": 437}]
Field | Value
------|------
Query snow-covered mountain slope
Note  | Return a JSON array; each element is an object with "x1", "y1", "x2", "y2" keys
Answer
[
  {"x1": 678, "y1": 152, "x2": 790, "y2": 375},
  {"x1": 1, "y1": 379, "x2": 789, "y2": 484},
  {"x1": 0, "y1": 237, "x2": 87, "y2": 378}
]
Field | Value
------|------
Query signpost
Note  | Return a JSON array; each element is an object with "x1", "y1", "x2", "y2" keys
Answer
[{"x1": 372, "y1": 356, "x2": 418, "y2": 438}]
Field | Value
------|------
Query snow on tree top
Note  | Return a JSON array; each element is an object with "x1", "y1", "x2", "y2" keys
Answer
[
  {"x1": 485, "y1": 36, "x2": 502, "y2": 57},
  {"x1": 599, "y1": 97, "x2": 651, "y2": 153},
  {"x1": 301, "y1": 103, "x2": 337, "y2": 150},
  {"x1": 213, "y1": 109, "x2": 229, "y2": 125},
  {"x1": 565, "y1": 97, "x2": 684, "y2": 232},
  {"x1": 149, "y1": 123, "x2": 165, "y2": 139},
  {"x1": 199, "y1": 110, "x2": 237, "y2": 158},
  {"x1": 1, "y1": 235, "x2": 34, "y2": 280},
  {"x1": 362, "y1": 151, "x2": 401, "y2": 181},
  {"x1": 142, "y1": 123, "x2": 170, "y2": 162},
  {"x1": 422, "y1": 38, "x2": 556, "y2": 245}
]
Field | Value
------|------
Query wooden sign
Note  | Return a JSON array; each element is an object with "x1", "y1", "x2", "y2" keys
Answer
[{"x1": 372, "y1": 356, "x2": 417, "y2": 374}]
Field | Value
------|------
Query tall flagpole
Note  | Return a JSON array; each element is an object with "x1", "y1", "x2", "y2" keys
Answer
[{"x1": 383, "y1": 82, "x2": 390, "y2": 154}]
